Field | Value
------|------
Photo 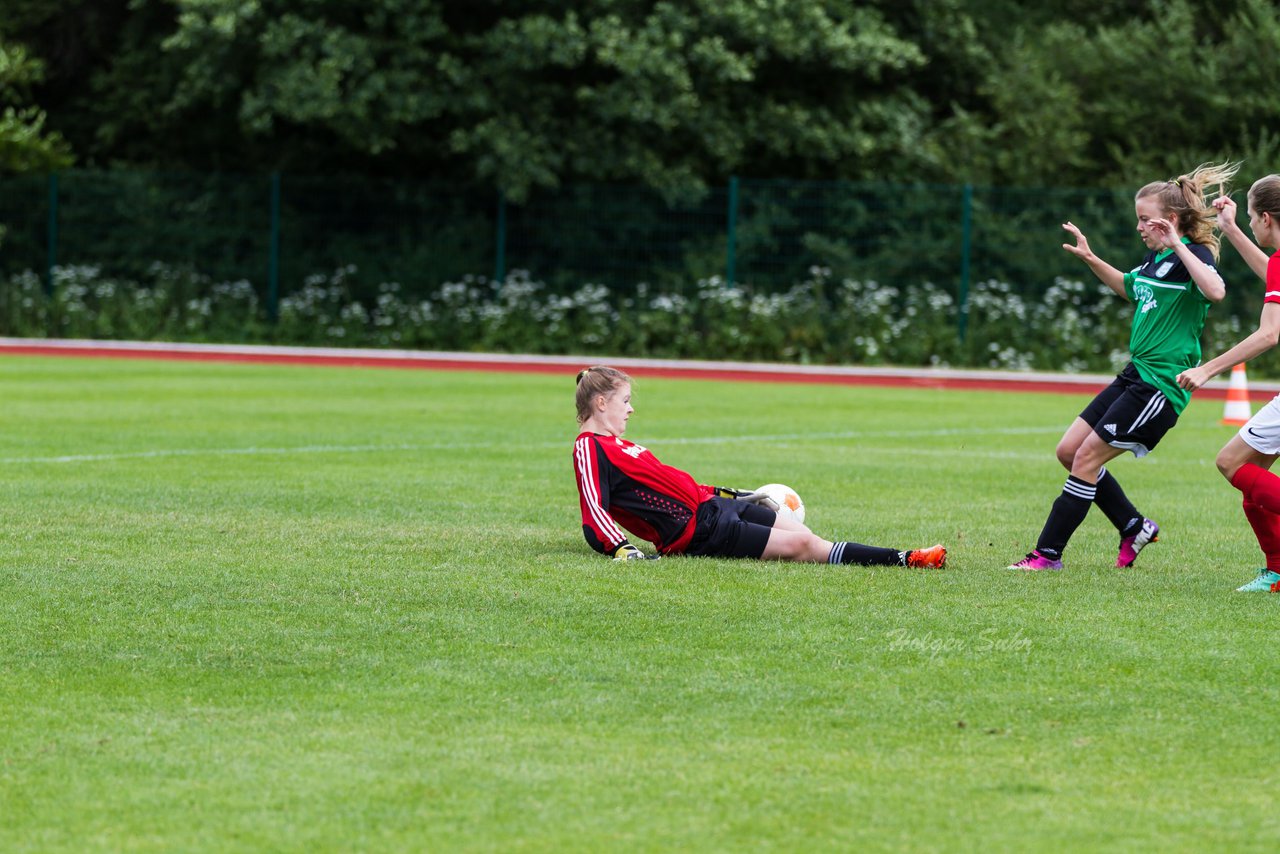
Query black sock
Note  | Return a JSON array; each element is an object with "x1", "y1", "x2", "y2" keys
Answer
[
  {"x1": 1093, "y1": 467, "x2": 1142, "y2": 537},
  {"x1": 1035, "y1": 475, "x2": 1096, "y2": 558},
  {"x1": 828, "y1": 542, "x2": 902, "y2": 566}
]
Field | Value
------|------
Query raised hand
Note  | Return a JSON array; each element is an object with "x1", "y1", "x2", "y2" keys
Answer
[
  {"x1": 1146, "y1": 217, "x2": 1181, "y2": 249},
  {"x1": 1214, "y1": 195, "x2": 1241, "y2": 236},
  {"x1": 1061, "y1": 221, "x2": 1093, "y2": 260}
]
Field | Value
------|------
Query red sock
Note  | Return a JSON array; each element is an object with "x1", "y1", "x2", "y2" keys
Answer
[
  {"x1": 1242, "y1": 499, "x2": 1280, "y2": 572},
  {"x1": 1231, "y1": 463, "x2": 1280, "y2": 515}
]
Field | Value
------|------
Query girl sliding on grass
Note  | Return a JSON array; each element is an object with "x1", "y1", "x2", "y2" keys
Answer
[
  {"x1": 572, "y1": 366, "x2": 946, "y2": 567},
  {"x1": 1009, "y1": 162, "x2": 1238, "y2": 571},
  {"x1": 1175, "y1": 175, "x2": 1280, "y2": 591}
]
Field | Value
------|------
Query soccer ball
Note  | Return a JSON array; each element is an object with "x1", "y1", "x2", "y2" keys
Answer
[{"x1": 755, "y1": 483, "x2": 805, "y2": 524}]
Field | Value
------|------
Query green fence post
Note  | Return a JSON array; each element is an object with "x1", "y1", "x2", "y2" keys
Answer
[
  {"x1": 268, "y1": 171, "x2": 281, "y2": 323},
  {"x1": 494, "y1": 190, "x2": 507, "y2": 283},
  {"x1": 45, "y1": 172, "x2": 59, "y2": 297},
  {"x1": 726, "y1": 176, "x2": 739, "y2": 286},
  {"x1": 958, "y1": 183, "x2": 973, "y2": 342}
]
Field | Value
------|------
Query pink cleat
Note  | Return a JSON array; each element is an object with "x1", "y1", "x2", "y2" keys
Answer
[
  {"x1": 1007, "y1": 550, "x2": 1064, "y2": 571},
  {"x1": 1117, "y1": 519, "x2": 1159, "y2": 568}
]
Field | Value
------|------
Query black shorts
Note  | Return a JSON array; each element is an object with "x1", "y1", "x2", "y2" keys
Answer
[
  {"x1": 681, "y1": 497, "x2": 776, "y2": 559},
  {"x1": 1078, "y1": 364, "x2": 1178, "y2": 457}
]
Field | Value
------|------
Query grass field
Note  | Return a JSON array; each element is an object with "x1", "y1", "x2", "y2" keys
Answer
[{"x1": 2, "y1": 354, "x2": 1279, "y2": 851}]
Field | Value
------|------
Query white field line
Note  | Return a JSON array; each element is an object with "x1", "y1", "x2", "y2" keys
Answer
[
  {"x1": 654, "y1": 426, "x2": 1061, "y2": 445},
  {"x1": 0, "y1": 443, "x2": 421, "y2": 465},
  {"x1": 0, "y1": 426, "x2": 1067, "y2": 466}
]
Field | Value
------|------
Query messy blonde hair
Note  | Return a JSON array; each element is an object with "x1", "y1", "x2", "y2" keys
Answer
[
  {"x1": 1135, "y1": 161, "x2": 1240, "y2": 261},
  {"x1": 575, "y1": 365, "x2": 631, "y2": 425}
]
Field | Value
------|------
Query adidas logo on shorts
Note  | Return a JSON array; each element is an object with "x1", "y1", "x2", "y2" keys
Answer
[{"x1": 1103, "y1": 423, "x2": 1117, "y2": 434}]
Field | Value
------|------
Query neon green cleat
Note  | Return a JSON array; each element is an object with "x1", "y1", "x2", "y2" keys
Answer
[{"x1": 1235, "y1": 569, "x2": 1280, "y2": 592}]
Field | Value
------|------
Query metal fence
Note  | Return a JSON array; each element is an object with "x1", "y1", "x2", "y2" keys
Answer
[{"x1": 0, "y1": 170, "x2": 1259, "y2": 326}]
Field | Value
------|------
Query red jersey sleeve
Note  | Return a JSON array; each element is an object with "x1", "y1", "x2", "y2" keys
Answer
[
  {"x1": 1266, "y1": 251, "x2": 1280, "y2": 304},
  {"x1": 574, "y1": 434, "x2": 631, "y2": 555}
]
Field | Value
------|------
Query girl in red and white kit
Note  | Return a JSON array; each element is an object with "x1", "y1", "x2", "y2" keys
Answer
[{"x1": 1176, "y1": 175, "x2": 1280, "y2": 591}]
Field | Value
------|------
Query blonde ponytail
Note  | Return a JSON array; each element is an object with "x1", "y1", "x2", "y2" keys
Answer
[{"x1": 1135, "y1": 161, "x2": 1240, "y2": 260}]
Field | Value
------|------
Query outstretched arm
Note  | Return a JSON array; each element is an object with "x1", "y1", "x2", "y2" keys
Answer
[
  {"x1": 1177, "y1": 303, "x2": 1280, "y2": 391},
  {"x1": 1062, "y1": 222, "x2": 1127, "y2": 298}
]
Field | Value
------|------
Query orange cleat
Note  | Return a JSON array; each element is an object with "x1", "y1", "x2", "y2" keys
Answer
[{"x1": 906, "y1": 544, "x2": 947, "y2": 568}]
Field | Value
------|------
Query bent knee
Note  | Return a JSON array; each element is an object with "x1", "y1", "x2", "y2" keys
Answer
[
  {"x1": 1056, "y1": 434, "x2": 1094, "y2": 470},
  {"x1": 798, "y1": 536, "x2": 829, "y2": 563},
  {"x1": 1216, "y1": 452, "x2": 1243, "y2": 482},
  {"x1": 798, "y1": 534, "x2": 832, "y2": 563},
  {"x1": 1069, "y1": 444, "x2": 1110, "y2": 476}
]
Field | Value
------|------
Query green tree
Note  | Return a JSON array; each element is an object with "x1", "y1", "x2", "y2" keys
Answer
[
  {"x1": 947, "y1": 0, "x2": 1280, "y2": 187},
  {"x1": 0, "y1": 39, "x2": 73, "y2": 173},
  {"x1": 8, "y1": 0, "x2": 951, "y2": 197},
  {"x1": 65, "y1": 0, "x2": 463, "y2": 173},
  {"x1": 447, "y1": 1, "x2": 934, "y2": 198},
  {"x1": 6, "y1": 0, "x2": 1278, "y2": 195}
]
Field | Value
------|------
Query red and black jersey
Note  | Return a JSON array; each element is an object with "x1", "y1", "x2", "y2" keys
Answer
[
  {"x1": 1266, "y1": 250, "x2": 1280, "y2": 305},
  {"x1": 573, "y1": 432, "x2": 715, "y2": 555}
]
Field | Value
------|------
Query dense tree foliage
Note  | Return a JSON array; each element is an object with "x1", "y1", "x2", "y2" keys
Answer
[
  {"x1": 0, "y1": 38, "x2": 72, "y2": 172},
  {"x1": 952, "y1": 0, "x2": 1280, "y2": 186},
  {"x1": 2, "y1": 0, "x2": 1277, "y2": 194}
]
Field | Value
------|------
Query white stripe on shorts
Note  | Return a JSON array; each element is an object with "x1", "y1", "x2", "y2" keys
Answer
[{"x1": 1127, "y1": 392, "x2": 1165, "y2": 434}]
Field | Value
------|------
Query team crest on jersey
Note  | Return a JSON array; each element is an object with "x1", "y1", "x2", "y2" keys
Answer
[{"x1": 1155, "y1": 261, "x2": 1174, "y2": 277}]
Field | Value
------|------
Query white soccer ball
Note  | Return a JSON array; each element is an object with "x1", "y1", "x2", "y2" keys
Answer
[{"x1": 755, "y1": 483, "x2": 805, "y2": 524}]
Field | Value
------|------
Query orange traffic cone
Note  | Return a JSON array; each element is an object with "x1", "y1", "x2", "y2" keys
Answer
[{"x1": 1222, "y1": 363, "x2": 1252, "y2": 426}]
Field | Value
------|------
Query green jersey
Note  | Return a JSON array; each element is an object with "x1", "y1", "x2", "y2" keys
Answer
[{"x1": 1122, "y1": 238, "x2": 1218, "y2": 414}]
